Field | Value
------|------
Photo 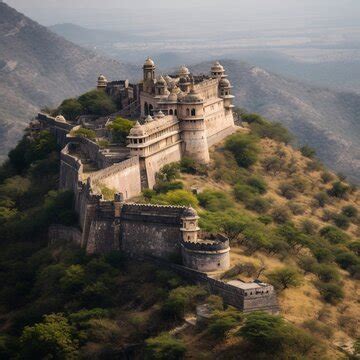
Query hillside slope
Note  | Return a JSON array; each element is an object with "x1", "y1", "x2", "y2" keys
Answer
[
  {"x1": 0, "y1": 3, "x2": 137, "y2": 161},
  {"x1": 192, "y1": 60, "x2": 360, "y2": 184}
]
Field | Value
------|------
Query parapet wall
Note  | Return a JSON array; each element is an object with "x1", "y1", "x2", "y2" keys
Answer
[
  {"x1": 38, "y1": 113, "x2": 73, "y2": 147},
  {"x1": 89, "y1": 157, "x2": 141, "y2": 201},
  {"x1": 119, "y1": 204, "x2": 190, "y2": 260},
  {"x1": 60, "y1": 143, "x2": 83, "y2": 194}
]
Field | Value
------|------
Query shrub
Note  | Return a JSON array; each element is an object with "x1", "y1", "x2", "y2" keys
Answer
[
  {"x1": 321, "y1": 172, "x2": 334, "y2": 184},
  {"x1": 262, "y1": 156, "x2": 284, "y2": 175},
  {"x1": 328, "y1": 181, "x2": 349, "y2": 199},
  {"x1": 312, "y1": 264, "x2": 340, "y2": 283},
  {"x1": 179, "y1": 157, "x2": 207, "y2": 175},
  {"x1": 316, "y1": 282, "x2": 344, "y2": 304},
  {"x1": 246, "y1": 176, "x2": 267, "y2": 194},
  {"x1": 349, "y1": 264, "x2": 360, "y2": 279},
  {"x1": 332, "y1": 213, "x2": 350, "y2": 230},
  {"x1": 298, "y1": 256, "x2": 317, "y2": 274},
  {"x1": 250, "y1": 121, "x2": 293, "y2": 144},
  {"x1": 58, "y1": 98, "x2": 83, "y2": 121},
  {"x1": 348, "y1": 241, "x2": 360, "y2": 256},
  {"x1": 302, "y1": 320, "x2": 333, "y2": 339},
  {"x1": 271, "y1": 206, "x2": 291, "y2": 224},
  {"x1": 239, "y1": 312, "x2": 316, "y2": 356},
  {"x1": 300, "y1": 146, "x2": 316, "y2": 158},
  {"x1": 154, "y1": 181, "x2": 184, "y2": 194},
  {"x1": 267, "y1": 267, "x2": 302, "y2": 291},
  {"x1": 335, "y1": 251, "x2": 359, "y2": 270},
  {"x1": 341, "y1": 205, "x2": 358, "y2": 218},
  {"x1": 207, "y1": 317, "x2": 238, "y2": 340},
  {"x1": 225, "y1": 134, "x2": 259, "y2": 168},
  {"x1": 312, "y1": 247, "x2": 335, "y2": 263},
  {"x1": 320, "y1": 226, "x2": 350, "y2": 244},
  {"x1": 108, "y1": 116, "x2": 134, "y2": 144},
  {"x1": 287, "y1": 201, "x2": 306, "y2": 215},
  {"x1": 241, "y1": 113, "x2": 265, "y2": 124},
  {"x1": 278, "y1": 182, "x2": 297, "y2": 200},
  {"x1": 197, "y1": 190, "x2": 233, "y2": 212},
  {"x1": 301, "y1": 219, "x2": 319, "y2": 235},
  {"x1": 257, "y1": 215, "x2": 273, "y2": 225},
  {"x1": 245, "y1": 196, "x2": 271, "y2": 214},
  {"x1": 72, "y1": 127, "x2": 96, "y2": 140},
  {"x1": 20, "y1": 314, "x2": 78, "y2": 359},
  {"x1": 145, "y1": 333, "x2": 186, "y2": 360},
  {"x1": 233, "y1": 184, "x2": 256, "y2": 203},
  {"x1": 306, "y1": 160, "x2": 323, "y2": 172},
  {"x1": 78, "y1": 90, "x2": 117, "y2": 116},
  {"x1": 314, "y1": 192, "x2": 330, "y2": 208},
  {"x1": 153, "y1": 190, "x2": 198, "y2": 207}
]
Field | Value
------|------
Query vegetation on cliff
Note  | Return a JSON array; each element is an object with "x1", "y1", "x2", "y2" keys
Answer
[{"x1": 0, "y1": 111, "x2": 359, "y2": 359}]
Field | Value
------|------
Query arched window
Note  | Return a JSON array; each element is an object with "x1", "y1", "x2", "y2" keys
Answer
[
  {"x1": 169, "y1": 109, "x2": 174, "y2": 115},
  {"x1": 144, "y1": 102, "x2": 149, "y2": 116},
  {"x1": 149, "y1": 104, "x2": 154, "y2": 116},
  {"x1": 186, "y1": 108, "x2": 190, "y2": 116},
  {"x1": 191, "y1": 108, "x2": 196, "y2": 116},
  {"x1": 175, "y1": 109, "x2": 178, "y2": 116}
]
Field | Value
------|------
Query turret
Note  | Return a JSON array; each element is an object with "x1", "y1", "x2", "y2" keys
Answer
[
  {"x1": 219, "y1": 78, "x2": 235, "y2": 110},
  {"x1": 97, "y1": 74, "x2": 108, "y2": 90},
  {"x1": 143, "y1": 57, "x2": 156, "y2": 93},
  {"x1": 211, "y1": 61, "x2": 226, "y2": 79},
  {"x1": 179, "y1": 89, "x2": 210, "y2": 164},
  {"x1": 155, "y1": 75, "x2": 167, "y2": 96}
]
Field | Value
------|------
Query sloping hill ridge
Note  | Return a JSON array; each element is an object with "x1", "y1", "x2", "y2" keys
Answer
[
  {"x1": 0, "y1": 3, "x2": 137, "y2": 161},
  {"x1": 192, "y1": 61, "x2": 360, "y2": 184}
]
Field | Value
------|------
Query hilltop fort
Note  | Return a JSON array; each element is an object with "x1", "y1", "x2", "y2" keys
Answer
[{"x1": 34, "y1": 59, "x2": 278, "y2": 313}]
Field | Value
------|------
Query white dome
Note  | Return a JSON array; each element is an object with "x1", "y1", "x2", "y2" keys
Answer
[
  {"x1": 129, "y1": 121, "x2": 145, "y2": 136},
  {"x1": 219, "y1": 78, "x2": 231, "y2": 88},
  {"x1": 55, "y1": 115, "x2": 66, "y2": 123},
  {"x1": 144, "y1": 57, "x2": 155, "y2": 67},
  {"x1": 211, "y1": 61, "x2": 225, "y2": 72},
  {"x1": 179, "y1": 65, "x2": 190, "y2": 76},
  {"x1": 145, "y1": 115, "x2": 154, "y2": 123}
]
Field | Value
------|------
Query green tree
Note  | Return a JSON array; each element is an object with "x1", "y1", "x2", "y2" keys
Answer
[
  {"x1": 300, "y1": 146, "x2": 316, "y2": 158},
  {"x1": 225, "y1": 134, "x2": 259, "y2": 168},
  {"x1": 267, "y1": 267, "x2": 302, "y2": 290},
  {"x1": 72, "y1": 127, "x2": 96, "y2": 140},
  {"x1": 78, "y1": 90, "x2": 116, "y2": 116},
  {"x1": 108, "y1": 116, "x2": 134, "y2": 144},
  {"x1": 153, "y1": 190, "x2": 199, "y2": 207},
  {"x1": 145, "y1": 333, "x2": 186, "y2": 360},
  {"x1": 58, "y1": 98, "x2": 83, "y2": 121},
  {"x1": 20, "y1": 314, "x2": 78, "y2": 359},
  {"x1": 328, "y1": 181, "x2": 349, "y2": 198},
  {"x1": 316, "y1": 282, "x2": 344, "y2": 304}
]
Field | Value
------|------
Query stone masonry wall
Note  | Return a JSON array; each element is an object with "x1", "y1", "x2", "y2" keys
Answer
[
  {"x1": 89, "y1": 157, "x2": 141, "y2": 201},
  {"x1": 120, "y1": 204, "x2": 189, "y2": 260}
]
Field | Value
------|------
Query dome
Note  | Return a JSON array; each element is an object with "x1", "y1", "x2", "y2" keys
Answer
[
  {"x1": 183, "y1": 207, "x2": 198, "y2": 218},
  {"x1": 211, "y1": 61, "x2": 225, "y2": 72},
  {"x1": 156, "y1": 110, "x2": 166, "y2": 118},
  {"x1": 145, "y1": 115, "x2": 154, "y2": 123},
  {"x1": 156, "y1": 75, "x2": 166, "y2": 86},
  {"x1": 219, "y1": 78, "x2": 231, "y2": 88},
  {"x1": 129, "y1": 121, "x2": 145, "y2": 136},
  {"x1": 167, "y1": 92, "x2": 178, "y2": 102},
  {"x1": 177, "y1": 91, "x2": 186, "y2": 101},
  {"x1": 98, "y1": 74, "x2": 107, "y2": 82},
  {"x1": 144, "y1": 57, "x2": 155, "y2": 67},
  {"x1": 182, "y1": 89, "x2": 204, "y2": 103},
  {"x1": 55, "y1": 115, "x2": 66, "y2": 123},
  {"x1": 179, "y1": 65, "x2": 190, "y2": 77}
]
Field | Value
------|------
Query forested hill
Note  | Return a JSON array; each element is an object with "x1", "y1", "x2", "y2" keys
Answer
[
  {"x1": 0, "y1": 2, "x2": 136, "y2": 161},
  {"x1": 0, "y1": 107, "x2": 359, "y2": 358},
  {"x1": 192, "y1": 60, "x2": 360, "y2": 184}
]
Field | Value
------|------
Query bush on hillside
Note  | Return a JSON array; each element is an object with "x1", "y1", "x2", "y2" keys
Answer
[
  {"x1": 320, "y1": 171, "x2": 334, "y2": 184},
  {"x1": 278, "y1": 182, "x2": 297, "y2": 199},
  {"x1": 335, "y1": 251, "x2": 359, "y2": 270},
  {"x1": 233, "y1": 184, "x2": 257, "y2": 203},
  {"x1": 320, "y1": 226, "x2": 350, "y2": 244},
  {"x1": 262, "y1": 156, "x2": 285, "y2": 176},
  {"x1": 301, "y1": 219, "x2": 319, "y2": 235},
  {"x1": 179, "y1": 157, "x2": 207, "y2": 175},
  {"x1": 245, "y1": 196, "x2": 271, "y2": 214},
  {"x1": 328, "y1": 181, "x2": 349, "y2": 199},
  {"x1": 153, "y1": 190, "x2": 198, "y2": 207},
  {"x1": 250, "y1": 121, "x2": 293, "y2": 144},
  {"x1": 332, "y1": 213, "x2": 350, "y2": 230},
  {"x1": 145, "y1": 333, "x2": 186, "y2": 360},
  {"x1": 300, "y1": 146, "x2": 316, "y2": 158},
  {"x1": 267, "y1": 267, "x2": 302, "y2": 291},
  {"x1": 225, "y1": 134, "x2": 259, "y2": 169},
  {"x1": 271, "y1": 206, "x2": 291, "y2": 224},
  {"x1": 312, "y1": 264, "x2": 340, "y2": 283},
  {"x1": 316, "y1": 282, "x2": 344, "y2": 304},
  {"x1": 197, "y1": 190, "x2": 233, "y2": 212},
  {"x1": 313, "y1": 192, "x2": 330, "y2": 208},
  {"x1": 341, "y1": 205, "x2": 358, "y2": 218},
  {"x1": 287, "y1": 201, "x2": 306, "y2": 215},
  {"x1": 246, "y1": 176, "x2": 267, "y2": 194}
]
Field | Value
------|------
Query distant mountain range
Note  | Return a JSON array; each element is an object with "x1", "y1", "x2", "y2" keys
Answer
[
  {"x1": 192, "y1": 61, "x2": 360, "y2": 183},
  {"x1": 0, "y1": 3, "x2": 137, "y2": 161},
  {"x1": 0, "y1": 3, "x2": 359, "y2": 182}
]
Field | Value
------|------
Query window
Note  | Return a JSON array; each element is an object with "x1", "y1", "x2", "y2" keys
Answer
[
  {"x1": 144, "y1": 102, "x2": 149, "y2": 116},
  {"x1": 169, "y1": 109, "x2": 173, "y2": 115},
  {"x1": 191, "y1": 108, "x2": 196, "y2": 116},
  {"x1": 175, "y1": 109, "x2": 178, "y2": 116}
]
